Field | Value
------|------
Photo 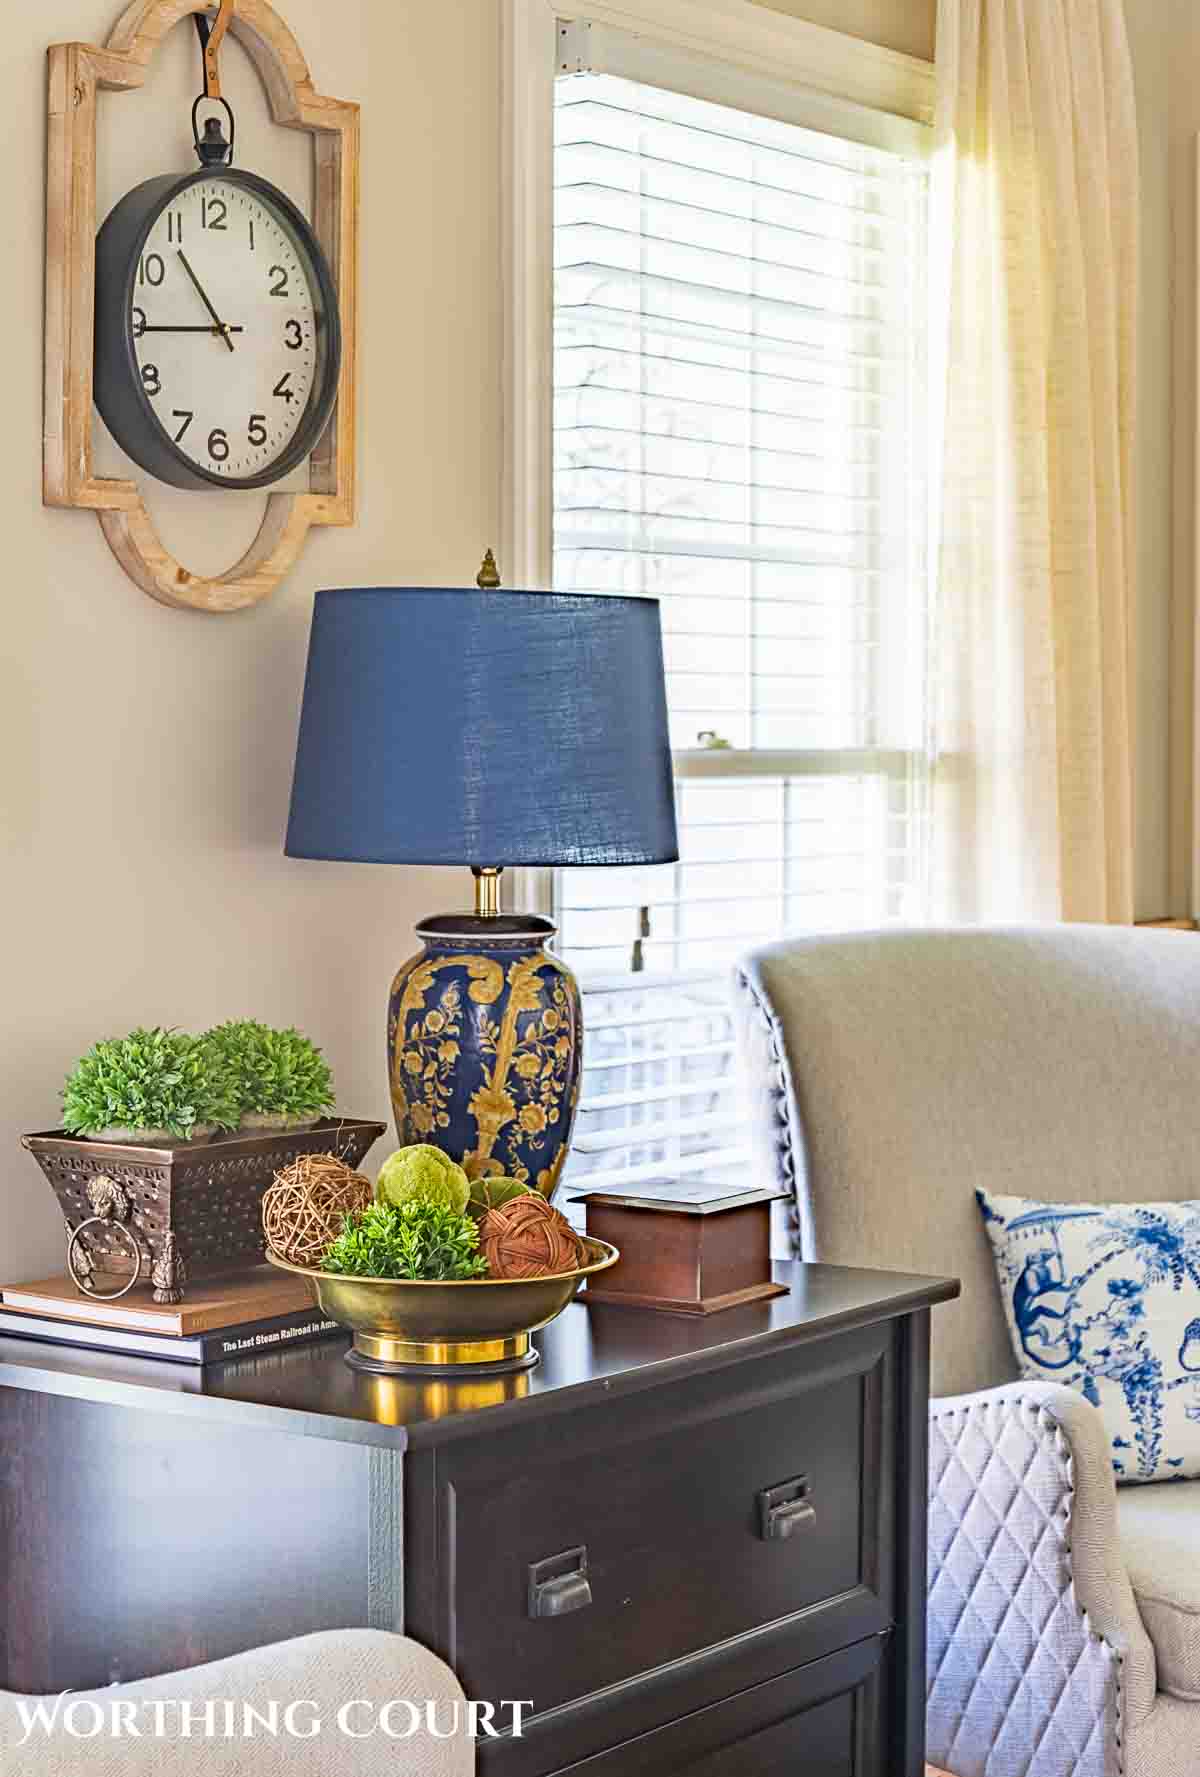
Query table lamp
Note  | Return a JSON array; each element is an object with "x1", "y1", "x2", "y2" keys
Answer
[{"x1": 285, "y1": 557, "x2": 679, "y2": 1199}]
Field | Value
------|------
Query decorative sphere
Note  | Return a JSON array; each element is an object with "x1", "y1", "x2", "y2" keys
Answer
[
  {"x1": 479, "y1": 1194, "x2": 586, "y2": 1280},
  {"x1": 377, "y1": 1144, "x2": 470, "y2": 1214},
  {"x1": 262, "y1": 1154, "x2": 373, "y2": 1268},
  {"x1": 468, "y1": 1175, "x2": 534, "y2": 1214}
]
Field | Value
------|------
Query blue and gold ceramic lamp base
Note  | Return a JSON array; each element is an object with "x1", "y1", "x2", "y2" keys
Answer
[{"x1": 388, "y1": 867, "x2": 582, "y2": 1200}]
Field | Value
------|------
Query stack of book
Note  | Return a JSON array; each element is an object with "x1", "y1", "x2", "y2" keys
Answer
[{"x1": 0, "y1": 1269, "x2": 340, "y2": 1366}]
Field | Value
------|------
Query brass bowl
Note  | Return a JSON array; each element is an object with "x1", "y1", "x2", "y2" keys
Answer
[{"x1": 266, "y1": 1238, "x2": 620, "y2": 1374}]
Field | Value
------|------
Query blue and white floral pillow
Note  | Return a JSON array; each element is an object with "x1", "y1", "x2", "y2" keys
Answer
[{"x1": 978, "y1": 1190, "x2": 1200, "y2": 1483}]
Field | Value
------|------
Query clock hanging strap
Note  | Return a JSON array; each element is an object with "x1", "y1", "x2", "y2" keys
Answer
[
  {"x1": 192, "y1": 2, "x2": 237, "y2": 165},
  {"x1": 195, "y1": 0, "x2": 235, "y2": 101}
]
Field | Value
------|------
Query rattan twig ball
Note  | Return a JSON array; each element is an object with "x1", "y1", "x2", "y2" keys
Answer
[{"x1": 262, "y1": 1154, "x2": 373, "y2": 1267}]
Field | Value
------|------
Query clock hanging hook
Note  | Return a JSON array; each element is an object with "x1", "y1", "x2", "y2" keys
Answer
[{"x1": 191, "y1": 1, "x2": 236, "y2": 167}]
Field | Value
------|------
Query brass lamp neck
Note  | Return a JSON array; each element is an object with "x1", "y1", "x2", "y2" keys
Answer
[{"x1": 472, "y1": 866, "x2": 504, "y2": 918}]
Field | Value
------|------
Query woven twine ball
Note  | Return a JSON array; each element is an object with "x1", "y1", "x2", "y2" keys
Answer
[
  {"x1": 478, "y1": 1194, "x2": 586, "y2": 1280},
  {"x1": 262, "y1": 1154, "x2": 373, "y2": 1267}
]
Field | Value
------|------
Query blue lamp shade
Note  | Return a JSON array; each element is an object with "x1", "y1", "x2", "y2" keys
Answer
[{"x1": 285, "y1": 588, "x2": 679, "y2": 868}]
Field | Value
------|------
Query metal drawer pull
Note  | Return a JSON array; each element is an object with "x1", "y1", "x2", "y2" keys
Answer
[
  {"x1": 758, "y1": 1476, "x2": 815, "y2": 1541},
  {"x1": 528, "y1": 1545, "x2": 592, "y2": 1618}
]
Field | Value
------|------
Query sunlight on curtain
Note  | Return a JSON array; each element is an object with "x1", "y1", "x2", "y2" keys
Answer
[{"x1": 930, "y1": 0, "x2": 1138, "y2": 922}]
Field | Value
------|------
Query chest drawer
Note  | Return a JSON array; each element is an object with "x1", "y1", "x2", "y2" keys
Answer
[
  {"x1": 409, "y1": 1320, "x2": 895, "y2": 1733},
  {"x1": 512, "y1": 1633, "x2": 888, "y2": 1777}
]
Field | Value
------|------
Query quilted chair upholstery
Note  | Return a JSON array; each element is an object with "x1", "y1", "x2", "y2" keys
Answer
[
  {"x1": 734, "y1": 925, "x2": 1200, "y2": 1777},
  {"x1": 0, "y1": 1630, "x2": 473, "y2": 1775}
]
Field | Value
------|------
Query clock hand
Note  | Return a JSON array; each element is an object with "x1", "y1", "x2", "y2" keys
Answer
[
  {"x1": 176, "y1": 251, "x2": 236, "y2": 353},
  {"x1": 139, "y1": 324, "x2": 246, "y2": 334}
]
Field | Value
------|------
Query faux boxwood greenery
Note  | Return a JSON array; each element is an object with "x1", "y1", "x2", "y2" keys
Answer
[
  {"x1": 204, "y1": 1020, "x2": 336, "y2": 1125},
  {"x1": 322, "y1": 1199, "x2": 487, "y2": 1281},
  {"x1": 62, "y1": 1027, "x2": 240, "y2": 1141}
]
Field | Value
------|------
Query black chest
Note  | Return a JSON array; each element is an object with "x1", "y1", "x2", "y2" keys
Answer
[{"x1": 0, "y1": 1262, "x2": 955, "y2": 1776}]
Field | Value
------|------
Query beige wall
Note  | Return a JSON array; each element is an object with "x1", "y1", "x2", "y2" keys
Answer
[
  {"x1": 0, "y1": 0, "x2": 1182, "y2": 1281},
  {"x1": 1, "y1": 0, "x2": 501, "y2": 1283},
  {"x1": 1168, "y1": 0, "x2": 1200, "y2": 916},
  {"x1": 750, "y1": 0, "x2": 934, "y2": 62},
  {"x1": 0, "y1": 0, "x2": 943, "y2": 1288}
]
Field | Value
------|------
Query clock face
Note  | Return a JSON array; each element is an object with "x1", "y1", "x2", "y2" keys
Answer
[
  {"x1": 94, "y1": 169, "x2": 341, "y2": 492},
  {"x1": 131, "y1": 177, "x2": 319, "y2": 481}
]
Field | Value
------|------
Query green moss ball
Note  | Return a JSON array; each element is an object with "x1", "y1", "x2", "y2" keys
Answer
[
  {"x1": 376, "y1": 1144, "x2": 470, "y2": 1214},
  {"x1": 467, "y1": 1175, "x2": 535, "y2": 1214}
]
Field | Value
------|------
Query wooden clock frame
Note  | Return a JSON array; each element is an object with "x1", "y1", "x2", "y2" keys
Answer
[{"x1": 44, "y1": 0, "x2": 359, "y2": 613}]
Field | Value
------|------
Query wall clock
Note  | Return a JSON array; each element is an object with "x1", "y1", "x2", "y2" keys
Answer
[
  {"x1": 94, "y1": 166, "x2": 342, "y2": 491},
  {"x1": 44, "y1": 0, "x2": 359, "y2": 612}
]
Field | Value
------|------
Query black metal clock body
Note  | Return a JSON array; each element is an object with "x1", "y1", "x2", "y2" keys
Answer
[{"x1": 94, "y1": 167, "x2": 341, "y2": 492}]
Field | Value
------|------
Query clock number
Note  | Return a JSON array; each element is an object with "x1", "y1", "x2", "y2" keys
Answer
[
  {"x1": 139, "y1": 253, "x2": 165, "y2": 287},
  {"x1": 131, "y1": 306, "x2": 147, "y2": 338},
  {"x1": 284, "y1": 319, "x2": 303, "y2": 351},
  {"x1": 272, "y1": 372, "x2": 296, "y2": 405},
  {"x1": 171, "y1": 410, "x2": 194, "y2": 443},
  {"x1": 268, "y1": 265, "x2": 289, "y2": 298},
  {"x1": 249, "y1": 219, "x2": 256, "y2": 251},
  {"x1": 201, "y1": 196, "x2": 227, "y2": 231},
  {"x1": 167, "y1": 211, "x2": 183, "y2": 244},
  {"x1": 208, "y1": 428, "x2": 230, "y2": 462},
  {"x1": 248, "y1": 414, "x2": 268, "y2": 447},
  {"x1": 140, "y1": 363, "x2": 161, "y2": 396}
]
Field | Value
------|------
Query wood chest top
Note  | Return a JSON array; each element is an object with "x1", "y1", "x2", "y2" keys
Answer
[{"x1": 0, "y1": 1261, "x2": 958, "y2": 1450}]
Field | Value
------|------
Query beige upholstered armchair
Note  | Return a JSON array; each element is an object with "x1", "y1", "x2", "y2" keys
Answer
[
  {"x1": 0, "y1": 1630, "x2": 473, "y2": 1775},
  {"x1": 735, "y1": 926, "x2": 1200, "y2": 1777}
]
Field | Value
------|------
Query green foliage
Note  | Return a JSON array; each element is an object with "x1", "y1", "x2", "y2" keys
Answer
[
  {"x1": 62, "y1": 1027, "x2": 240, "y2": 1140},
  {"x1": 376, "y1": 1144, "x2": 470, "y2": 1214},
  {"x1": 321, "y1": 1199, "x2": 488, "y2": 1281},
  {"x1": 204, "y1": 1020, "x2": 336, "y2": 1121},
  {"x1": 467, "y1": 1175, "x2": 534, "y2": 1215}
]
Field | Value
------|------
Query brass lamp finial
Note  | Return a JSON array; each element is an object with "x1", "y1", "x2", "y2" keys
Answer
[{"x1": 476, "y1": 548, "x2": 501, "y2": 590}]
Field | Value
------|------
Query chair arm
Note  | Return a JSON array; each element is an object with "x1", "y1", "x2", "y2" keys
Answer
[
  {"x1": 0, "y1": 1630, "x2": 474, "y2": 1775},
  {"x1": 927, "y1": 1382, "x2": 1156, "y2": 1777}
]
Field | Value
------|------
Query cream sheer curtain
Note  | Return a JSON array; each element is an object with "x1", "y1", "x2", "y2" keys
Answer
[{"x1": 931, "y1": 0, "x2": 1138, "y2": 923}]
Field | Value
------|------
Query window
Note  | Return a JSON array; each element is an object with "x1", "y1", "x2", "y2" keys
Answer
[{"x1": 524, "y1": 15, "x2": 932, "y2": 1193}]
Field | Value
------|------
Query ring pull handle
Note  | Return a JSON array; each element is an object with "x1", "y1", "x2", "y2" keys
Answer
[
  {"x1": 758, "y1": 1476, "x2": 815, "y2": 1542},
  {"x1": 67, "y1": 1217, "x2": 144, "y2": 1301},
  {"x1": 528, "y1": 1546, "x2": 592, "y2": 1619}
]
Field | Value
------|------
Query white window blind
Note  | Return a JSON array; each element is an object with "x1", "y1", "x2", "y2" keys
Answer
[{"x1": 550, "y1": 52, "x2": 930, "y2": 1194}]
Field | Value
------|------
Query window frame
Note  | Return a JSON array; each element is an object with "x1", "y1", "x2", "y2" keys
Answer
[{"x1": 501, "y1": 0, "x2": 935, "y2": 925}]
